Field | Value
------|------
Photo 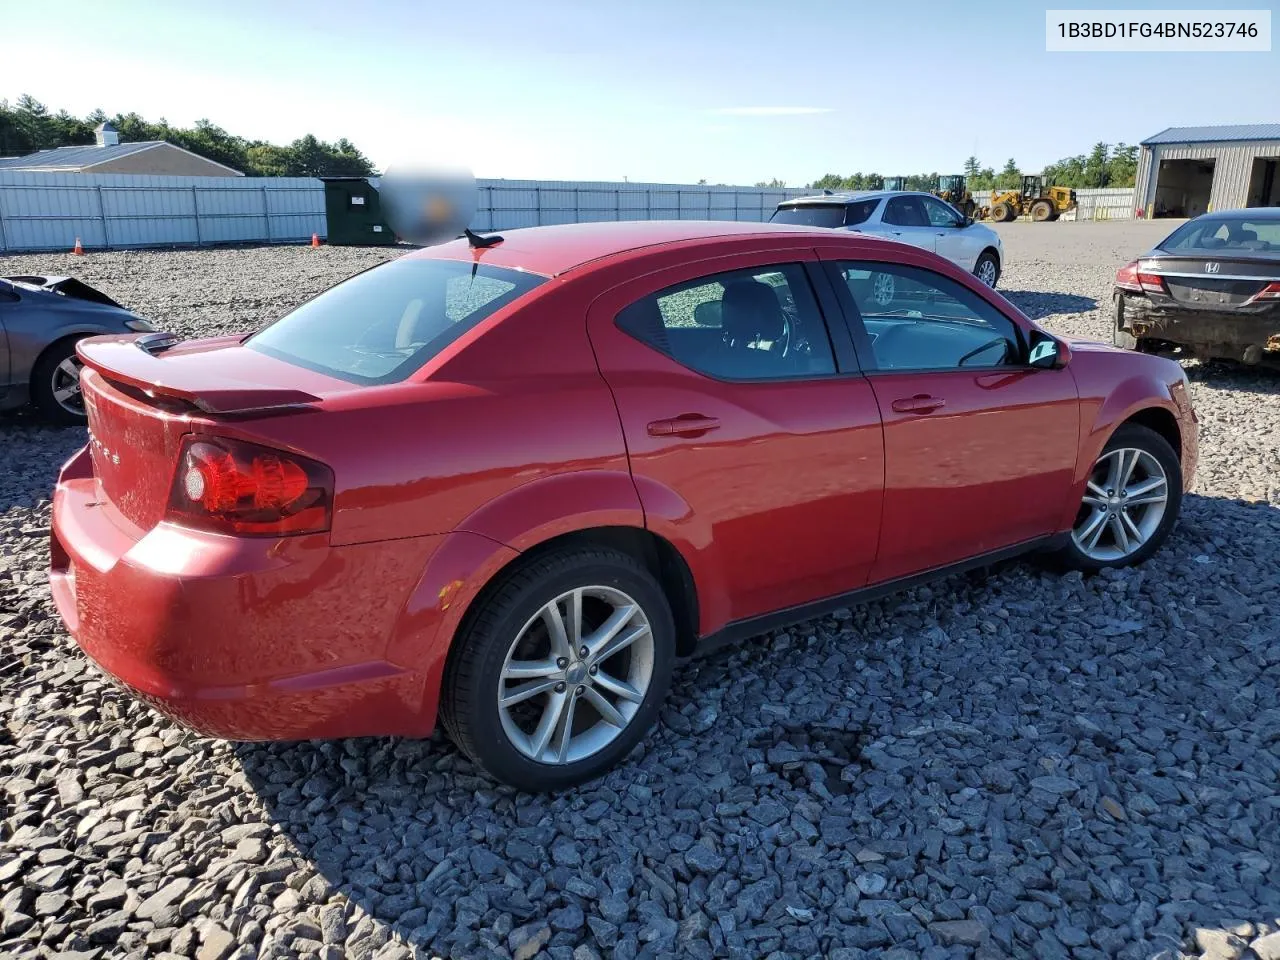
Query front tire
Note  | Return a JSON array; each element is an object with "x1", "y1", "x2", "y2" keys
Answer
[
  {"x1": 440, "y1": 547, "x2": 676, "y2": 791},
  {"x1": 973, "y1": 250, "x2": 1000, "y2": 288},
  {"x1": 31, "y1": 337, "x2": 88, "y2": 425},
  {"x1": 1056, "y1": 424, "x2": 1182, "y2": 572}
]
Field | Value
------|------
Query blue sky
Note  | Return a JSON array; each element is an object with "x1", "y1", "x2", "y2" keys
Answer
[{"x1": 2, "y1": 0, "x2": 1275, "y2": 184}]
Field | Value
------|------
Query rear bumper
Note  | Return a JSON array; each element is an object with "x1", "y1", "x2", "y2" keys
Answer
[
  {"x1": 1117, "y1": 291, "x2": 1280, "y2": 364},
  {"x1": 50, "y1": 445, "x2": 444, "y2": 741}
]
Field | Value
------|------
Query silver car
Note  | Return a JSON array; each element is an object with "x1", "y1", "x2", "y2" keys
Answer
[
  {"x1": 0, "y1": 275, "x2": 153, "y2": 424},
  {"x1": 771, "y1": 191, "x2": 1005, "y2": 292}
]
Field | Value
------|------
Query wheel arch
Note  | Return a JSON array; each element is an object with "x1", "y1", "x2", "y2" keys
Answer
[
  {"x1": 1057, "y1": 384, "x2": 1184, "y2": 533},
  {"x1": 1121, "y1": 406, "x2": 1181, "y2": 462},
  {"x1": 29, "y1": 330, "x2": 95, "y2": 386}
]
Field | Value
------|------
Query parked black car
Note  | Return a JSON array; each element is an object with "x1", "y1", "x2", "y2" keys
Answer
[
  {"x1": 0, "y1": 276, "x2": 153, "y2": 424},
  {"x1": 1113, "y1": 209, "x2": 1280, "y2": 369}
]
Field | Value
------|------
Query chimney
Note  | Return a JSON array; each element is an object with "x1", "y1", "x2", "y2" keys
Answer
[{"x1": 95, "y1": 122, "x2": 120, "y2": 147}]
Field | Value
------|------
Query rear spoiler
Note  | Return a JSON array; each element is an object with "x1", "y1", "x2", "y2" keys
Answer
[{"x1": 77, "y1": 335, "x2": 323, "y2": 415}]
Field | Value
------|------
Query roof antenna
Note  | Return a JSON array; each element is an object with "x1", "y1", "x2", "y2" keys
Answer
[
  {"x1": 464, "y1": 228, "x2": 503, "y2": 248},
  {"x1": 823, "y1": 189, "x2": 834, "y2": 195}
]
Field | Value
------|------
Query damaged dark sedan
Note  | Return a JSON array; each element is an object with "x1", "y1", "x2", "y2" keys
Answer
[
  {"x1": 1113, "y1": 209, "x2": 1280, "y2": 369},
  {"x1": 0, "y1": 275, "x2": 153, "y2": 424}
]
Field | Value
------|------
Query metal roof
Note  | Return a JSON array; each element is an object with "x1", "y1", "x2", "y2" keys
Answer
[
  {"x1": 0, "y1": 141, "x2": 165, "y2": 170},
  {"x1": 1141, "y1": 124, "x2": 1280, "y2": 146}
]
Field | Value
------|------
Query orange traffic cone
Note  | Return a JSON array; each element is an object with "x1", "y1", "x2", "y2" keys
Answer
[
  {"x1": 311, "y1": 233, "x2": 321, "y2": 248},
  {"x1": 72, "y1": 237, "x2": 84, "y2": 255}
]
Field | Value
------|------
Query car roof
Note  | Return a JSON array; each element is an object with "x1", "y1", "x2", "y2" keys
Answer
[
  {"x1": 778, "y1": 191, "x2": 931, "y2": 206},
  {"x1": 407, "y1": 220, "x2": 857, "y2": 277},
  {"x1": 1188, "y1": 207, "x2": 1280, "y2": 221}
]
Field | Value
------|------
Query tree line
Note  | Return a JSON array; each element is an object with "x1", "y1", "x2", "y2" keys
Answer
[
  {"x1": 0, "y1": 95, "x2": 376, "y2": 178},
  {"x1": 756, "y1": 142, "x2": 1142, "y2": 192}
]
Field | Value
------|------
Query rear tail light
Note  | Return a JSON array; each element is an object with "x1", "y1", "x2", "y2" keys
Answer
[
  {"x1": 1249, "y1": 281, "x2": 1280, "y2": 302},
  {"x1": 1136, "y1": 271, "x2": 1167, "y2": 295},
  {"x1": 166, "y1": 436, "x2": 333, "y2": 536},
  {"x1": 1115, "y1": 261, "x2": 1143, "y2": 292}
]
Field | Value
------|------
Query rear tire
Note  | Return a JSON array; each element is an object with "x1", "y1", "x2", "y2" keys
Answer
[
  {"x1": 440, "y1": 547, "x2": 676, "y2": 792},
  {"x1": 1112, "y1": 294, "x2": 1148, "y2": 351},
  {"x1": 31, "y1": 337, "x2": 88, "y2": 426},
  {"x1": 1030, "y1": 200, "x2": 1054, "y2": 222},
  {"x1": 1054, "y1": 424, "x2": 1182, "y2": 572}
]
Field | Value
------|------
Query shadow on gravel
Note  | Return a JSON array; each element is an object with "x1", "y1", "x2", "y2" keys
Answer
[
  {"x1": 234, "y1": 491, "x2": 1280, "y2": 959},
  {"x1": 999, "y1": 290, "x2": 1097, "y2": 319},
  {"x1": 0, "y1": 412, "x2": 85, "y2": 513},
  {"x1": 1186, "y1": 360, "x2": 1280, "y2": 395}
]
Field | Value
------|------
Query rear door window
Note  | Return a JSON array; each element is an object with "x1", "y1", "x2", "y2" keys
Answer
[
  {"x1": 246, "y1": 258, "x2": 546, "y2": 384},
  {"x1": 883, "y1": 197, "x2": 928, "y2": 227},
  {"x1": 616, "y1": 263, "x2": 837, "y2": 380}
]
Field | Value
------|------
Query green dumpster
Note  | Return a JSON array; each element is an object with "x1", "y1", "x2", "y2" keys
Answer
[{"x1": 321, "y1": 177, "x2": 398, "y2": 246}]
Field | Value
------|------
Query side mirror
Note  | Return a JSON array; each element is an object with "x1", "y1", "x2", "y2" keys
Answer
[
  {"x1": 1028, "y1": 333, "x2": 1070, "y2": 369},
  {"x1": 961, "y1": 216, "x2": 974, "y2": 227}
]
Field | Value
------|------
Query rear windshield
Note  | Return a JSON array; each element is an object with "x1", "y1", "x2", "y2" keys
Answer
[
  {"x1": 246, "y1": 258, "x2": 547, "y2": 384},
  {"x1": 771, "y1": 200, "x2": 878, "y2": 228},
  {"x1": 1160, "y1": 217, "x2": 1280, "y2": 258}
]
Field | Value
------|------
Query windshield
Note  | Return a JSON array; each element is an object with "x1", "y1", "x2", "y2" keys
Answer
[
  {"x1": 246, "y1": 258, "x2": 547, "y2": 384},
  {"x1": 1160, "y1": 217, "x2": 1280, "y2": 258}
]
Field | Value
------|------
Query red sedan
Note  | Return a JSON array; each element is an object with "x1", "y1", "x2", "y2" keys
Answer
[{"x1": 50, "y1": 221, "x2": 1198, "y2": 791}]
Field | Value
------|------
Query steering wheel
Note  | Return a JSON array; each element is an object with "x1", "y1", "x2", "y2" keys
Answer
[{"x1": 956, "y1": 336, "x2": 1010, "y2": 367}]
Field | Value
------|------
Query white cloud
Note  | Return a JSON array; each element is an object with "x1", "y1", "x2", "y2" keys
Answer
[{"x1": 708, "y1": 107, "x2": 833, "y2": 117}]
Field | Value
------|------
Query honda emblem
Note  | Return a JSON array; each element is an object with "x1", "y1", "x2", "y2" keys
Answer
[{"x1": 1205, "y1": 262, "x2": 1220, "y2": 274}]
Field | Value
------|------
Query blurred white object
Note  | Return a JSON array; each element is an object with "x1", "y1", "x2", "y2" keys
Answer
[{"x1": 380, "y1": 163, "x2": 478, "y2": 246}]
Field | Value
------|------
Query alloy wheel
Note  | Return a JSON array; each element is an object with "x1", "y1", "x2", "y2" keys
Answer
[
  {"x1": 1071, "y1": 447, "x2": 1169, "y2": 561},
  {"x1": 497, "y1": 585, "x2": 654, "y2": 765},
  {"x1": 976, "y1": 258, "x2": 998, "y2": 287},
  {"x1": 871, "y1": 272, "x2": 896, "y2": 307},
  {"x1": 51, "y1": 356, "x2": 85, "y2": 416}
]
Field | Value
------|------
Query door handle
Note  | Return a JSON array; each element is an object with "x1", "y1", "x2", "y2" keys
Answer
[
  {"x1": 890, "y1": 394, "x2": 946, "y2": 413},
  {"x1": 647, "y1": 414, "x2": 721, "y2": 437}
]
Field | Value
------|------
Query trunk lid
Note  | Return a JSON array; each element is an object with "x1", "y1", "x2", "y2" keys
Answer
[
  {"x1": 78, "y1": 334, "x2": 355, "y2": 531},
  {"x1": 1145, "y1": 256, "x2": 1279, "y2": 308}
]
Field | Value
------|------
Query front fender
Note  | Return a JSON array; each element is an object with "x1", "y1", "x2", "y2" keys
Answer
[{"x1": 1058, "y1": 371, "x2": 1179, "y2": 531}]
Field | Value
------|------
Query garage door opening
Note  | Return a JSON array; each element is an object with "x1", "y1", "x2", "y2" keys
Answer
[
  {"x1": 1247, "y1": 157, "x2": 1280, "y2": 208},
  {"x1": 1153, "y1": 158, "x2": 1215, "y2": 218}
]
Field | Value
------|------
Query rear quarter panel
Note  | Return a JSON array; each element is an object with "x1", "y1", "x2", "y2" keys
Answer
[{"x1": 222, "y1": 278, "x2": 637, "y2": 548}]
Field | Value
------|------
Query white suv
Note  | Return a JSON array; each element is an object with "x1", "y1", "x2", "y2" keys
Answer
[{"x1": 771, "y1": 191, "x2": 1004, "y2": 290}]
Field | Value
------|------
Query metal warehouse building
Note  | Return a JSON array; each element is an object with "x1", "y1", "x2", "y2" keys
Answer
[{"x1": 1134, "y1": 124, "x2": 1280, "y2": 219}]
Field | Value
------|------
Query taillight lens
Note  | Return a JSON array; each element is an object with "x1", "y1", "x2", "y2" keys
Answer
[
  {"x1": 1115, "y1": 261, "x2": 1142, "y2": 292},
  {"x1": 1136, "y1": 271, "x2": 1167, "y2": 295},
  {"x1": 166, "y1": 436, "x2": 333, "y2": 536},
  {"x1": 1250, "y1": 281, "x2": 1280, "y2": 301}
]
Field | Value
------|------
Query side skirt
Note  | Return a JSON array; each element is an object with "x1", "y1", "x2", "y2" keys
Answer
[{"x1": 692, "y1": 533, "x2": 1070, "y2": 657}]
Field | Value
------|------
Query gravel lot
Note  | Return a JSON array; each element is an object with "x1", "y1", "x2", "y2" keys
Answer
[{"x1": 2, "y1": 222, "x2": 1279, "y2": 960}]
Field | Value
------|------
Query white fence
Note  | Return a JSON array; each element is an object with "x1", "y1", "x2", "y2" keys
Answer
[
  {"x1": 471, "y1": 180, "x2": 812, "y2": 231},
  {"x1": 1072, "y1": 187, "x2": 1137, "y2": 221},
  {"x1": 0, "y1": 172, "x2": 815, "y2": 253},
  {"x1": 0, "y1": 171, "x2": 1141, "y2": 253},
  {"x1": 0, "y1": 172, "x2": 326, "y2": 252}
]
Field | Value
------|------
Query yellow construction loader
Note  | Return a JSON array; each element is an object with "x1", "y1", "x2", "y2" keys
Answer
[
  {"x1": 986, "y1": 176, "x2": 1077, "y2": 222},
  {"x1": 934, "y1": 175, "x2": 977, "y2": 219}
]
